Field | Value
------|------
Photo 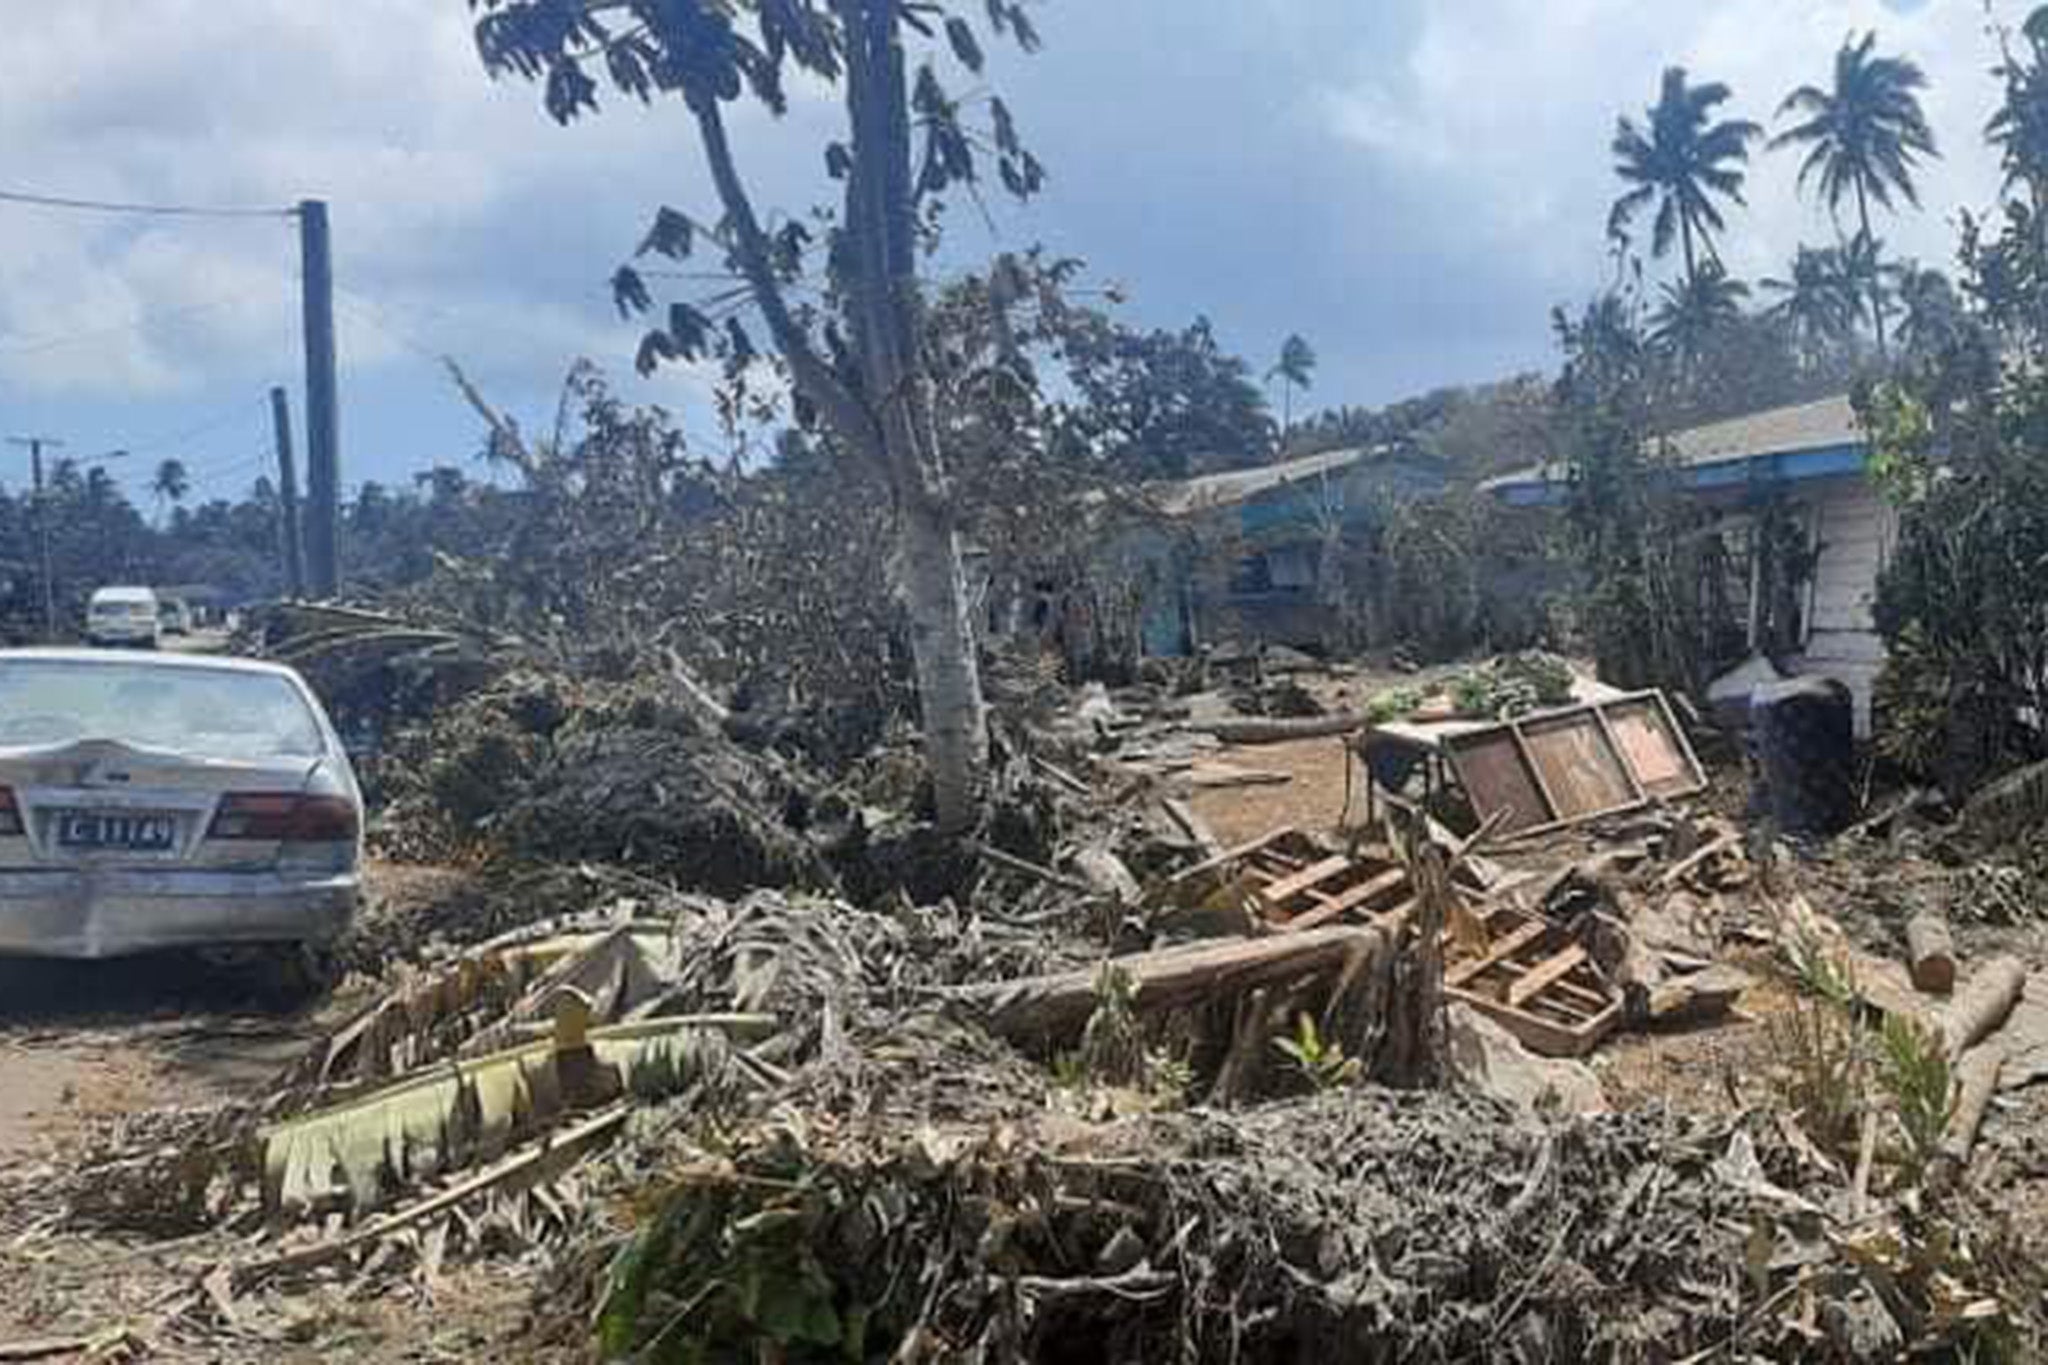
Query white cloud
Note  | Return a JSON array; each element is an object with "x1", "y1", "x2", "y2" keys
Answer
[
  {"x1": 1319, "y1": 0, "x2": 2017, "y2": 295},
  {"x1": 0, "y1": 1, "x2": 832, "y2": 403}
]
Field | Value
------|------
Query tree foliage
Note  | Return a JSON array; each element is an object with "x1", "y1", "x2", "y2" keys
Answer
[
  {"x1": 1609, "y1": 67, "x2": 1762, "y2": 283},
  {"x1": 468, "y1": 0, "x2": 1052, "y2": 831},
  {"x1": 1866, "y1": 14, "x2": 2048, "y2": 791},
  {"x1": 1050, "y1": 314, "x2": 1272, "y2": 480}
]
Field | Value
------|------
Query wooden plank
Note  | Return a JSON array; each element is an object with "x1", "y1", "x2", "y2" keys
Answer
[
  {"x1": 1505, "y1": 717, "x2": 1566, "y2": 822},
  {"x1": 1255, "y1": 855, "x2": 1355, "y2": 908},
  {"x1": 1446, "y1": 919, "x2": 1549, "y2": 988},
  {"x1": 1167, "y1": 827, "x2": 1301, "y2": 885},
  {"x1": 1521, "y1": 713, "x2": 1636, "y2": 821},
  {"x1": 1275, "y1": 866, "x2": 1410, "y2": 934},
  {"x1": 1508, "y1": 944, "x2": 1589, "y2": 1008},
  {"x1": 1590, "y1": 704, "x2": 1646, "y2": 803},
  {"x1": 1445, "y1": 731, "x2": 1552, "y2": 834}
]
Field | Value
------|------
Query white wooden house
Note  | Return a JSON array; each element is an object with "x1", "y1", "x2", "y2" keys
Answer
[{"x1": 1485, "y1": 395, "x2": 1894, "y2": 734}]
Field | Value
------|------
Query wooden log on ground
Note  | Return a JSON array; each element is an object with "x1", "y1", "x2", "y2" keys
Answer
[
  {"x1": 952, "y1": 924, "x2": 1394, "y2": 1045},
  {"x1": 1905, "y1": 911, "x2": 1957, "y2": 995},
  {"x1": 1198, "y1": 714, "x2": 1365, "y2": 745},
  {"x1": 1933, "y1": 1044, "x2": 2004, "y2": 1187},
  {"x1": 1942, "y1": 956, "x2": 2027, "y2": 1060}
]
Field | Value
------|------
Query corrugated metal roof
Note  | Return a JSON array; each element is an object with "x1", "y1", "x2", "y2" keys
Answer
[
  {"x1": 1483, "y1": 394, "x2": 1862, "y2": 493},
  {"x1": 1149, "y1": 445, "x2": 1405, "y2": 517}
]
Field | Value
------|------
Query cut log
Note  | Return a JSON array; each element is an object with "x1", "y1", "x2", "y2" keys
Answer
[
  {"x1": 1933, "y1": 1044, "x2": 2004, "y2": 1187},
  {"x1": 1941, "y1": 956, "x2": 2027, "y2": 1060},
  {"x1": 1198, "y1": 714, "x2": 1364, "y2": 745},
  {"x1": 953, "y1": 924, "x2": 1394, "y2": 1045},
  {"x1": 1904, "y1": 911, "x2": 1957, "y2": 996},
  {"x1": 1186, "y1": 764, "x2": 1293, "y2": 789}
]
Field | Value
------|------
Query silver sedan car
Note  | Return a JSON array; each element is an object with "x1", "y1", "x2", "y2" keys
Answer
[{"x1": 0, "y1": 649, "x2": 361, "y2": 973}]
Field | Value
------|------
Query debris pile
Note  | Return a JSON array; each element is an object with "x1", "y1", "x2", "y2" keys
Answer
[{"x1": 13, "y1": 619, "x2": 2048, "y2": 1362}]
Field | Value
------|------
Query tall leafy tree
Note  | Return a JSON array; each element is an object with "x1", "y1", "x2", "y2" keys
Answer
[
  {"x1": 151, "y1": 458, "x2": 190, "y2": 520},
  {"x1": 468, "y1": 0, "x2": 1046, "y2": 833},
  {"x1": 1054, "y1": 315, "x2": 1272, "y2": 479},
  {"x1": 1267, "y1": 333, "x2": 1316, "y2": 447},
  {"x1": 1761, "y1": 245, "x2": 1857, "y2": 369},
  {"x1": 1609, "y1": 67, "x2": 1762, "y2": 285},
  {"x1": 1893, "y1": 264, "x2": 1966, "y2": 362},
  {"x1": 1772, "y1": 32, "x2": 1938, "y2": 356},
  {"x1": 1650, "y1": 261, "x2": 1749, "y2": 366},
  {"x1": 1988, "y1": 7, "x2": 2048, "y2": 213}
]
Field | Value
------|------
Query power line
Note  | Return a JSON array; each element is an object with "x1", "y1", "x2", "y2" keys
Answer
[
  {"x1": 113, "y1": 397, "x2": 271, "y2": 462},
  {"x1": 0, "y1": 294, "x2": 265, "y2": 358},
  {"x1": 0, "y1": 187, "x2": 293, "y2": 220}
]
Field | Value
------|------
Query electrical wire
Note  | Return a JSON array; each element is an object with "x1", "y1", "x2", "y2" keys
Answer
[
  {"x1": 113, "y1": 398, "x2": 272, "y2": 462},
  {"x1": 0, "y1": 295, "x2": 265, "y2": 358},
  {"x1": 0, "y1": 187, "x2": 293, "y2": 220}
]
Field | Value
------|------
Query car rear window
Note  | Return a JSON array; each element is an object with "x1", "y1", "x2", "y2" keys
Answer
[{"x1": 0, "y1": 661, "x2": 325, "y2": 758}]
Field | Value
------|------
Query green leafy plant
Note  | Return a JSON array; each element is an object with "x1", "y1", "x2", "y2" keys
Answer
[
  {"x1": 1078, "y1": 963, "x2": 1145, "y2": 1087},
  {"x1": 1272, "y1": 1012, "x2": 1361, "y2": 1091},
  {"x1": 1766, "y1": 992, "x2": 1866, "y2": 1156},
  {"x1": 1877, "y1": 1013, "x2": 1954, "y2": 1184},
  {"x1": 1362, "y1": 685, "x2": 1424, "y2": 725}
]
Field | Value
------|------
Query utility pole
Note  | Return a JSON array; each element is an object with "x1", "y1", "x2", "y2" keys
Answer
[
  {"x1": 298, "y1": 198, "x2": 340, "y2": 598},
  {"x1": 7, "y1": 435, "x2": 61, "y2": 639},
  {"x1": 269, "y1": 386, "x2": 306, "y2": 599}
]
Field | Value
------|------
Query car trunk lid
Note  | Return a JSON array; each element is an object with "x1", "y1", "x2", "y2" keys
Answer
[{"x1": 0, "y1": 739, "x2": 321, "y2": 870}]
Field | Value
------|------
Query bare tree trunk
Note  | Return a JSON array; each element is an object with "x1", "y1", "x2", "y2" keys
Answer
[
  {"x1": 896, "y1": 493, "x2": 987, "y2": 828},
  {"x1": 842, "y1": 0, "x2": 988, "y2": 831},
  {"x1": 1857, "y1": 180, "x2": 1887, "y2": 360}
]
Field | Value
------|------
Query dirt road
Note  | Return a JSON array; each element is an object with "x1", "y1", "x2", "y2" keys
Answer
[{"x1": 0, "y1": 955, "x2": 322, "y2": 1165}]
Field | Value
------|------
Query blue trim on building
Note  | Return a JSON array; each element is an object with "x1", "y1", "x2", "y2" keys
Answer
[{"x1": 1491, "y1": 441, "x2": 1869, "y2": 507}]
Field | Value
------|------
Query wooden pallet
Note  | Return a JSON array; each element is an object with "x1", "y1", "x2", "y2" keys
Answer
[
  {"x1": 1445, "y1": 905, "x2": 1620, "y2": 1057},
  {"x1": 1170, "y1": 828, "x2": 1415, "y2": 934}
]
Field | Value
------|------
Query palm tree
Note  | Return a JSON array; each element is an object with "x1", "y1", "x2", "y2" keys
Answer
[
  {"x1": 151, "y1": 458, "x2": 190, "y2": 520},
  {"x1": 1988, "y1": 8, "x2": 2048, "y2": 212},
  {"x1": 1761, "y1": 245, "x2": 1857, "y2": 369},
  {"x1": 1267, "y1": 333, "x2": 1316, "y2": 449},
  {"x1": 1893, "y1": 264, "x2": 1964, "y2": 360},
  {"x1": 1834, "y1": 230, "x2": 1899, "y2": 343},
  {"x1": 1772, "y1": 33, "x2": 1939, "y2": 355},
  {"x1": 1609, "y1": 67, "x2": 1762, "y2": 285},
  {"x1": 1651, "y1": 261, "x2": 1750, "y2": 364}
]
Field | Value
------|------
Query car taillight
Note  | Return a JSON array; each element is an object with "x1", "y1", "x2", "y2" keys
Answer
[
  {"x1": 209, "y1": 792, "x2": 358, "y2": 842},
  {"x1": 0, "y1": 787, "x2": 19, "y2": 837}
]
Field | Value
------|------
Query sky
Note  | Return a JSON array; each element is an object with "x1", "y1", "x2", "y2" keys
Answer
[{"x1": 0, "y1": 0, "x2": 2018, "y2": 505}]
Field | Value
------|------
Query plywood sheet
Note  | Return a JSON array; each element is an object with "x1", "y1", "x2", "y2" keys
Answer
[
  {"x1": 1446, "y1": 731, "x2": 1552, "y2": 833},
  {"x1": 1603, "y1": 698, "x2": 1701, "y2": 797},
  {"x1": 1520, "y1": 714, "x2": 1634, "y2": 820}
]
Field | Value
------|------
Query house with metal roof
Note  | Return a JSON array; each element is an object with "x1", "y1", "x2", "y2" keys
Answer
[
  {"x1": 1111, "y1": 444, "x2": 1448, "y2": 657},
  {"x1": 1484, "y1": 394, "x2": 1893, "y2": 733}
]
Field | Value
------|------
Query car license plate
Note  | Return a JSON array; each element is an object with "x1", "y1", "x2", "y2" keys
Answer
[{"x1": 56, "y1": 811, "x2": 176, "y2": 851}]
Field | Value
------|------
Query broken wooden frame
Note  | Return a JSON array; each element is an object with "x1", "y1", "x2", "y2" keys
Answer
[
  {"x1": 1166, "y1": 827, "x2": 1415, "y2": 935},
  {"x1": 1359, "y1": 690, "x2": 1707, "y2": 837},
  {"x1": 1443, "y1": 903, "x2": 1622, "y2": 1057},
  {"x1": 1168, "y1": 825, "x2": 1621, "y2": 1057}
]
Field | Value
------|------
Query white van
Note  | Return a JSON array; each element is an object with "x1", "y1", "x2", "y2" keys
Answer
[{"x1": 86, "y1": 586, "x2": 162, "y2": 649}]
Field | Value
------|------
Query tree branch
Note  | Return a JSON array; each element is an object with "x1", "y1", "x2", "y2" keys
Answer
[{"x1": 686, "y1": 90, "x2": 886, "y2": 473}]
